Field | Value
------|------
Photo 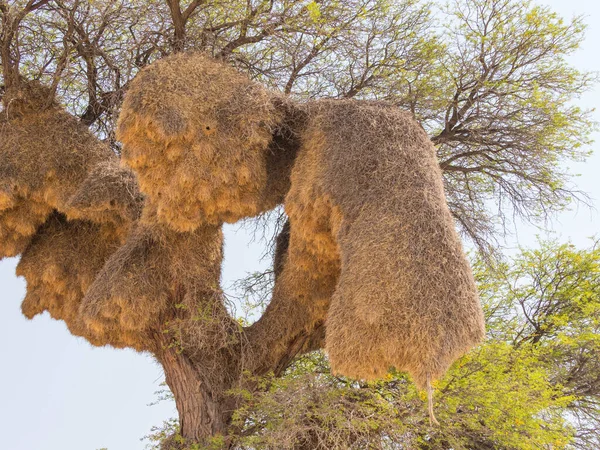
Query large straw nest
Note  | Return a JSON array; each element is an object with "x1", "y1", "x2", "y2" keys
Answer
[
  {"x1": 66, "y1": 158, "x2": 144, "y2": 235},
  {"x1": 80, "y1": 207, "x2": 229, "y2": 355},
  {"x1": 284, "y1": 99, "x2": 486, "y2": 388},
  {"x1": 16, "y1": 212, "x2": 134, "y2": 348},
  {"x1": 0, "y1": 82, "x2": 115, "y2": 257},
  {"x1": 116, "y1": 52, "x2": 299, "y2": 231}
]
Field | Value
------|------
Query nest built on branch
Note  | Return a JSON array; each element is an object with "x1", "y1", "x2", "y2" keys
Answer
[
  {"x1": 1, "y1": 55, "x2": 486, "y2": 430},
  {"x1": 0, "y1": 81, "x2": 117, "y2": 257},
  {"x1": 16, "y1": 212, "x2": 132, "y2": 347},
  {"x1": 249, "y1": 99, "x2": 485, "y2": 387},
  {"x1": 67, "y1": 158, "x2": 144, "y2": 232},
  {"x1": 280, "y1": 100, "x2": 485, "y2": 387},
  {"x1": 116, "y1": 52, "x2": 302, "y2": 231},
  {"x1": 97, "y1": 51, "x2": 303, "y2": 366},
  {"x1": 80, "y1": 207, "x2": 235, "y2": 357},
  {"x1": 1, "y1": 81, "x2": 145, "y2": 347}
]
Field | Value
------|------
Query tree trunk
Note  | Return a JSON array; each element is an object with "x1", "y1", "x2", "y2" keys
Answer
[
  {"x1": 160, "y1": 346, "x2": 230, "y2": 441},
  {"x1": 155, "y1": 317, "x2": 324, "y2": 448},
  {"x1": 154, "y1": 324, "x2": 240, "y2": 449}
]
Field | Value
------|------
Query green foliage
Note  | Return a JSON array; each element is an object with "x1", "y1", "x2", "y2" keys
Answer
[
  {"x1": 474, "y1": 240, "x2": 600, "y2": 449},
  {"x1": 417, "y1": 0, "x2": 598, "y2": 253},
  {"x1": 147, "y1": 240, "x2": 600, "y2": 449}
]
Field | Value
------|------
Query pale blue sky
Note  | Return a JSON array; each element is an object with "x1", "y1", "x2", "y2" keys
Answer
[{"x1": 1, "y1": 1, "x2": 599, "y2": 448}]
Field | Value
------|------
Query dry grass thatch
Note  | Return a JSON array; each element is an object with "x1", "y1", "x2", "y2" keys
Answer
[
  {"x1": 16, "y1": 212, "x2": 135, "y2": 348},
  {"x1": 0, "y1": 82, "x2": 115, "y2": 258},
  {"x1": 116, "y1": 52, "x2": 301, "y2": 231},
  {"x1": 1, "y1": 81, "x2": 58, "y2": 120},
  {"x1": 245, "y1": 153, "x2": 342, "y2": 375},
  {"x1": 0, "y1": 198, "x2": 52, "y2": 258},
  {"x1": 66, "y1": 158, "x2": 144, "y2": 232},
  {"x1": 2, "y1": 81, "x2": 147, "y2": 349},
  {"x1": 275, "y1": 100, "x2": 485, "y2": 388},
  {"x1": 3, "y1": 67, "x2": 483, "y2": 392},
  {"x1": 80, "y1": 207, "x2": 233, "y2": 356}
]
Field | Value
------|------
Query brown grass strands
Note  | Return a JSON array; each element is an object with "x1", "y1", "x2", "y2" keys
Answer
[
  {"x1": 117, "y1": 52, "x2": 296, "y2": 231},
  {"x1": 273, "y1": 100, "x2": 485, "y2": 388},
  {"x1": 80, "y1": 208, "x2": 236, "y2": 358},
  {"x1": 16, "y1": 212, "x2": 132, "y2": 347},
  {"x1": 66, "y1": 158, "x2": 144, "y2": 234},
  {"x1": 0, "y1": 82, "x2": 115, "y2": 257}
]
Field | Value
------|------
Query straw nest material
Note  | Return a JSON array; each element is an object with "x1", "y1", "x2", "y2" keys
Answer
[
  {"x1": 66, "y1": 158, "x2": 144, "y2": 233},
  {"x1": 116, "y1": 52, "x2": 301, "y2": 231},
  {"x1": 80, "y1": 207, "x2": 233, "y2": 356},
  {"x1": 245, "y1": 155, "x2": 342, "y2": 374},
  {"x1": 279, "y1": 99, "x2": 485, "y2": 388},
  {"x1": 0, "y1": 198, "x2": 52, "y2": 258},
  {"x1": 16, "y1": 212, "x2": 136, "y2": 348},
  {"x1": 0, "y1": 82, "x2": 115, "y2": 258},
  {"x1": 1, "y1": 81, "x2": 58, "y2": 120}
]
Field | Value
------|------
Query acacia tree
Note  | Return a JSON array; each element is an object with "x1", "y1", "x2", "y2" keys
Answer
[{"x1": 0, "y1": 0, "x2": 597, "y2": 448}]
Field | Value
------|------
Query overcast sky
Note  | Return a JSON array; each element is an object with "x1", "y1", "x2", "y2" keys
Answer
[{"x1": 1, "y1": 1, "x2": 598, "y2": 449}]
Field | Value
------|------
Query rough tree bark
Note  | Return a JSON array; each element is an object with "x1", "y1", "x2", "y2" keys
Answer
[{"x1": 158, "y1": 341, "x2": 233, "y2": 441}]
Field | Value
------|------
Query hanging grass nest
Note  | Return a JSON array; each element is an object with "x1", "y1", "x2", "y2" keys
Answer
[
  {"x1": 0, "y1": 197, "x2": 53, "y2": 258},
  {"x1": 0, "y1": 81, "x2": 115, "y2": 258},
  {"x1": 275, "y1": 100, "x2": 485, "y2": 388},
  {"x1": 80, "y1": 207, "x2": 234, "y2": 356},
  {"x1": 116, "y1": 52, "x2": 302, "y2": 231},
  {"x1": 2, "y1": 67, "x2": 484, "y2": 391},
  {"x1": 66, "y1": 158, "x2": 144, "y2": 236},
  {"x1": 16, "y1": 212, "x2": 136, "y2": 348},
  {"x1": 2, "y1": 81, "x2": 145, "y2": 347}
]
